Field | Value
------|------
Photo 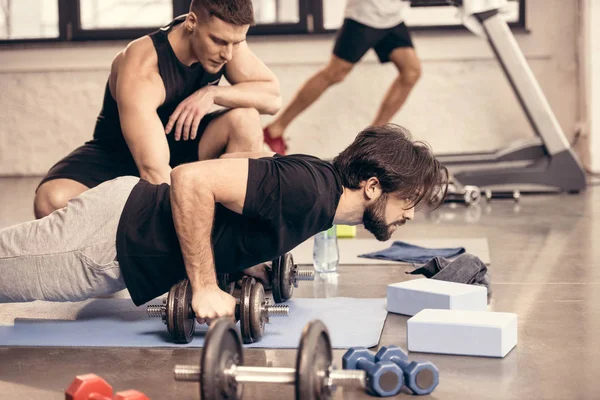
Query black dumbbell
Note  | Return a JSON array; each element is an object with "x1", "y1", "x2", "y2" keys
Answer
[
  {"x1": 219, "y1": 253, "x2": 315, "y2": 303},
  {"x1": 483, "y1": 189, "x2": 521, "y2": 202},
  {"x1": 342, "y1": 348, "x2": 404, "y2": 397},
  {"x1": 270, "y1": 253, "x2": 315, "y2": 303},
  {"x1": 174, "y1": 317, "x2": 372, "y2": 400},
  {"x1": 147, "y1": 276, "x2": 289, "y2": 344},
  {"x1": 375, "y1": 345, "x2": 439, "y2": 396},
  {"x1": 444, "y1": 184, "x2": 481, "y2": 206}
]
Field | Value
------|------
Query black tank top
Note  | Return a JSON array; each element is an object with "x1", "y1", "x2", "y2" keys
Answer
[{"x1": 91, "y1": 15, "x2": 224, "y2": 152}]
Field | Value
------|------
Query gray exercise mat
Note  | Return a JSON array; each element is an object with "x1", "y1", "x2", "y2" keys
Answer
[
  {"x1": 291, "y1": 237, "x2": 490, "y2": 265},
  {"x1": 0, "y1": 297, "x2": 387, "y2": 349}
]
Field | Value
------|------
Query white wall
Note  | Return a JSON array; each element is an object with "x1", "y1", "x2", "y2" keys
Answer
[
  {"x1": 580, "y1": 0, "x2": 600, "y2": 173},
  {"x1": 0, "y1": 0, "x2": 585, "y2": 176}
]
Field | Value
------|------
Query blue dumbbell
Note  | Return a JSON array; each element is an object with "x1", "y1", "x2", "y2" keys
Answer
[
  {"x1": 375, "y1": 345, "x2": 439, "y2": 395},
  {"x1": 342, "y1": 348, "x2": 404, "y2": 397}
]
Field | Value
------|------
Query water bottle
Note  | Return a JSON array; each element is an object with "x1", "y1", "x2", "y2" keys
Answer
[
  {"x1": 313, "y1": 272, "x2": 339, "y2": 298},
  {"x1": 313, "y1": 225, "x2": 339, "y2": 273}
]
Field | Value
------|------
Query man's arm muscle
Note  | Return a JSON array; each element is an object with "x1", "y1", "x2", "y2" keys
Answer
[
  {"x1": 170, "y1": 158, "x2": 249, "y2": 291},
  {"x1": 115, "y1": 41, "x2": 172, "y2": 184}
]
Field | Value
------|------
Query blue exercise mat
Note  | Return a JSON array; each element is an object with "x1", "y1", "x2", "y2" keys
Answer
[
  {"x1": 0, "y1": 297, "x2": 387, "y2": 349},
  {"x1": 358, "y1": 240, "x2": 466, "y2": 264}
]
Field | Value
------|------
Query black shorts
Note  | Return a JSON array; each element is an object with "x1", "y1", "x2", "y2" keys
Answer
[
  {"x1": 38, "y1": 109, "x2": 230, "y2": 190},
  {"x1": 333, "y1": 19, "x2": 414, "y2": 64}
]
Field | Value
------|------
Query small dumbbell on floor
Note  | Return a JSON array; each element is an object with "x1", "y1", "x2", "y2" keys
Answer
[
  {"x1": 174, "y1": 318, "x2": 371, "y2": 400},
  {"x1": 483, "y1": 189, "x2": 521, "y2": 202},
  {"x1": 342, "y1": 348, "x2": 405, "y2": 397},
  {"x1": 147, "y1": 276, "x2": 289, "y2": 344},
  {"x1": 443, "y1": 184, "x2": 481, "y2": 206},
  {"x1": 375, "y1": 345, "x2": 440, "y2": 395},
  {"x1": 65, "y1": 374, "x2": 149, "y2": 400}
]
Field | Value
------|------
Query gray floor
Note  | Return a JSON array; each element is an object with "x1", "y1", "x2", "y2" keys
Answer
[{"x1": 0, "y1": 176, "x2": 599, "y2": 399}]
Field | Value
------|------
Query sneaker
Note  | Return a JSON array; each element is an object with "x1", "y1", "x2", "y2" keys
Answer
[{"x1": 263, "y1": 127, "x2": 287, "y2": 155}]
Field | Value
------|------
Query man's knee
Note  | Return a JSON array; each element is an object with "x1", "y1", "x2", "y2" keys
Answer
[
  {"x1": 34, "y1": 185, "x2": 68, "y2": 219},
  {"x1": 226, "y1": 108, "x2": 262, "y2": 142},
  {"x1": 321, "y1": 54, "x2": 354, "y2": 85},
  {"x1": 400, "y1": 64, "x2": 422, "y2": 86},
  {"x1": 34, "y1": 180, "x2": 85, "y2": 219},
  {"x1": 322, "y1": 62, "x2": 353, "y2": 85},
  {"x1": 227, "y1": 107, "x2": 261, "y2": 126}
]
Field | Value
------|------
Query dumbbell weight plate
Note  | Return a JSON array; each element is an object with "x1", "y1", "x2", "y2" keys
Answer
[
  {"x1": 167, "y1": 279, "x2": 195, "y2": 344},
  {"x1": 249, "y1": 279, "x2": 267, "y2": 342},
  {"x1": 272, "y1": 253, "x2": 296, "y2": 303},
  {"x1": 295, "y1": 320, "x2": 334, "y2": 400},
  {"x1": 200, "y1": 318, "x2": 244, "y2": 400},
  {"x1": 239, "y1": 276, "x2": 255, "y2": 344}
]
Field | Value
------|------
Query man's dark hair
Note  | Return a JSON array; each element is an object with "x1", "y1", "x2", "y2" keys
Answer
[
  {"x1": 333, "y1": 124, "x2": 449, "y2": 209},
  {"x1": 190, "y1": 0, "x2": 255, "y2": 26}
]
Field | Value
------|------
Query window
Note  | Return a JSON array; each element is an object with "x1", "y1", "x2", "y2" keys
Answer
[
  {"x1": 323, "y1": 0, "x2": 524, "y2": 31},
  {"x1": 0, "y1": 0, "x2": 526, "y2": 43},
  {"x1": 79, "y1": 0, "x2": 173, "y2": 30},
  {"x1": 253, "y1": 0, "x2": 299, "y2": 25},
  {"x1": 0, "y1": 0, "x2": 59, "y2": 40},
  {"x1": 249, "y1": 0, "x2": 307, "y2": 35}
]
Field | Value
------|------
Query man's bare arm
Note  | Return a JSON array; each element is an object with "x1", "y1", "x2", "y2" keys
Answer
[
  {"x1": 165, "y1": 43, "x2": 281, "y2": 140},
  {"x1": 115, "y1": 42, "x2": 171, "y2": 184},
  {"x1": 219, "y1": 151, "x2": 276, "y2": 159},
  {"x1": 170, "y1": 158, "x2": 249, "y2": 293},
  {"x1": 214, "y1": 41, "x2": 282, "y2": 115}
]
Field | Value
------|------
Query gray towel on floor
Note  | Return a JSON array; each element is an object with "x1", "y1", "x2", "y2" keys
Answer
[
  {"x1": 358, "y1": 240, "x2": 465, "y2": 264},
  {"x1": 407, "y1": 253, "x2": 492, "y2": 303}
]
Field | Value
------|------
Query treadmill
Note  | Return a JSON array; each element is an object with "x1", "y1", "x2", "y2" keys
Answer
[{"x1": 411, "y1": 0, "x2": 587, "y2": 192}]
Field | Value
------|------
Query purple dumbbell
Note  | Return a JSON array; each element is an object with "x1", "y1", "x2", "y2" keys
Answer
[
  {"x1": 375, "y1": 345, "x2": 439, "y2": 395},
  {"x1": 342, "y1": 348, "x2": 404, "y2": 397}
]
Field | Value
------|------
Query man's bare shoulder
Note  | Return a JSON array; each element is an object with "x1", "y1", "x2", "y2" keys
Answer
[
  {"x1": 117, "y1": 36, "x2": 160, "y2": 76},
  {"x1": 109, "y1": 35, "x2": 164, "y2": 106}
]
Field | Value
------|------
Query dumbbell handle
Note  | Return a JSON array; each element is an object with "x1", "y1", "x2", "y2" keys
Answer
[
  {"x1": 388, "y1": 356, "x2": 410, "y2": 369},
  {"x1": 296, "y1": 268, "x2": 315, "y2": 281},
  {"x1": 357, "y1": 358, "x2": 376, "y2": 371},
  {"x1": 146, "y1": 302, "x2": 289, "y2": 319},
  {"x1": 484, "y1": 189, "x2": 521, "y2": 200},
  {"x1": 174, "y1": 364, "x2": 366, "y2": 388},
  {"x1": 188, "y1": 303, "x2": 289, "y2": 319}
]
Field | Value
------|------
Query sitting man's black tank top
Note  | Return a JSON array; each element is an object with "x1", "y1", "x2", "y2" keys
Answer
[{"x1": 90, "y1": 15, "x2": 224, "y2": 156}]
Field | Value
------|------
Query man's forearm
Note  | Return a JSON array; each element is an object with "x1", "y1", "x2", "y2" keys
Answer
[
  {"x1": 170, "y1": 167, "x2": 217, "y2": 291},
  {"x1": 140, "y1": 165, "x2": 172, "y2": 185},
  {"x1": 211, "y1": 82, "x2": 282, "y2": 115}
]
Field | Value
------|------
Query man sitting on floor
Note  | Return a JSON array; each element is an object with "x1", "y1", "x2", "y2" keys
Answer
[
  {"x1": 34, "y1": 0, "x2": 281, "y2": 218},
  {"x1": 0, "y1": 124, "x2": 448, "y2": 325}
]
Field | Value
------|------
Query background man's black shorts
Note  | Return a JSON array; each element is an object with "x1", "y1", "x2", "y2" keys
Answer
[
  {"x1": 333, "y1": 19, "x2": 414, "y2": 64},
  {"x1": 37, "y1": 109, "x2": 230, "y2": 190}
]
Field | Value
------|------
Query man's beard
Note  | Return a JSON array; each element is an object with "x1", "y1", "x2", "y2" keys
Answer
[{"x1": 363, "y1": 194, "x2": 395, "y2": 241}]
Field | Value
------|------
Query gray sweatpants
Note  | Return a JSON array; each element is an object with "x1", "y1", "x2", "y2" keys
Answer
[{"x1": 0, "y1": 176, "x2": 140, "y2": 302}]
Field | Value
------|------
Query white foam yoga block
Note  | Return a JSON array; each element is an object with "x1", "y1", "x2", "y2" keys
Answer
[
  {"x1": 386, "y1": 278, "x2": 487, "y2": 316},
  {"x1": 407, "y1": 309, "x2": 518, "y2": 358}
]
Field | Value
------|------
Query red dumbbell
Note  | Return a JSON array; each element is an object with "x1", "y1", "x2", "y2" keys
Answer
[
  {"x1": 113, "y1": 390, "x2": 149, "y2": 400},
  {"x1": 65, "y1": 374, "x2": 149, "y2": 400}
]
